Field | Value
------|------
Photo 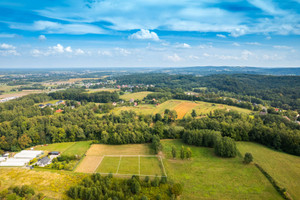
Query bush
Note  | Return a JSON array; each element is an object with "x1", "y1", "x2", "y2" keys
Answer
[
  {"x1": 170, "y1": 183, "x2": 183, "y2": 197},
  {"x1": 243, "y1": 152, "x2": 253, "y2": 164}
]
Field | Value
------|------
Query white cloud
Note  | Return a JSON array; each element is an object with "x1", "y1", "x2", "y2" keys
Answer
[
  {"x1": 217, "y1": 34, "x2": 226, "y2": 38},
  {"x1": 98, "y1": 50, "x2": 112, "y2": 56},
  {"x1": 51, "y1": 44, "x2": 64, "y2": 53},
  {"x1": 273, "y1": 45, "x2": 292, "y2": 49},
  {"x1": 241, "y1": 50, "x2": 253, "y2": 60},
  {"x1": 65, "y1": 46, "x2": 73, "y2": 53},
  {"x1": 0, "y1": 33, "x2": 16, "y2": 38},
  {"x1": 0, "y1": 43, "x2": 16, "y2": 50},
  {"x1": 10, "y1": 20, "x2": 106, "y2": 35},
  {"x1": 167, "y1": 53, "x2": 182, "y2": 62},
  {"x1": 247, "y1": 0, "x2": 286, "y2": 15},
  {"x1": 115, "y1": 47, "x2": 131, "y2": 56},
  {"x1": 129, "y1": 29, "x2": 159, "y2": 41},
  {"x1": 175, "y1": 43, "x2": 191, "y2": 48},
  {"x1": 230, "y1": 27, "x2": 248, "y2": 37},
  {"x1": 30, "y1": 44, "x2": 86, "y2": 56},
  {"x1": 232, "y1": 42, "x2": 240, "y2": 47},
  {"x1": 38, "y1": 35, "x2": 46, "y2": 41},
  {"x1": 246, "y1": 42, "x2": 261, "y2": 45},
  {"x1": 75, "y1": 49, "x2": 84, "y2": 55},
  {"x1": 188, "y1": 55, "x2": 200, "y2": 60},
  {"x1": 0, "y1": 43, "x2": 19, "y2": 56}
]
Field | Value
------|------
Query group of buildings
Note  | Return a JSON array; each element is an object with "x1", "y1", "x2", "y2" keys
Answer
[{"x1": 0, "y1": 150, "x2": 60, "y2": 167}]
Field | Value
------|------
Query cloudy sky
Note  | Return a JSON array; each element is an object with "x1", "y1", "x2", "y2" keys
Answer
[{"x1": 0, "y1": 0, "x2": 300, "y2": 68}]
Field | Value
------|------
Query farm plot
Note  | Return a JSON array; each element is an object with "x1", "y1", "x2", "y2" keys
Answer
[
  {"x1": 120, "y1": 91, "x2": 153, "y2": 101},
  {"x1": 95, "y1": 155, "x2": 165, "y2": 177},
  {"x1": 76, "y1": 144, "x2": 165, "y2": 176}
]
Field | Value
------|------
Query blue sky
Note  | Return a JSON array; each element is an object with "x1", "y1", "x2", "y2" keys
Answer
[{"x1": 0, "y1": 0, "x2": 300, "y2": 68}]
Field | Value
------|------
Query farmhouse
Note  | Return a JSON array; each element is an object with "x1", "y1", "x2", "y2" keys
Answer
[{"x1": 37, "y1": 156, "x2": 51, "y2": 167}]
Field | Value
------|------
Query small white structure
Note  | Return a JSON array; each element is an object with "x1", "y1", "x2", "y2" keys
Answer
[{"x1": 0, "y1": 157, "x2": 6, "y2": 162}]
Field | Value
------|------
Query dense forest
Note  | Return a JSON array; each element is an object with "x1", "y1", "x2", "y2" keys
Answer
[
  {"x1": 0, "y1": 92, "x2": 299, "y2": 157},
  {"x1": 67, "y1": 173, "x2": 181, "y2": 200},
  {"x1": 115, "y1": 73, "x2": 300, "y2": 111}
]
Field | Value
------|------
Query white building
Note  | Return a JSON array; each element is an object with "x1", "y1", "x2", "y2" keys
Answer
[{"x1": 0, "y1": 150, "x2": 43, "y2": 167}]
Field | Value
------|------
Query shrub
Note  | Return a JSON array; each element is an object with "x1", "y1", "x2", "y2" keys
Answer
[
  {"x1": 170, "y1": 183, "x2": 183, "y2": 198},
  {"x1": 243, "y1": 152, "x2": 253, "y2": 164}
]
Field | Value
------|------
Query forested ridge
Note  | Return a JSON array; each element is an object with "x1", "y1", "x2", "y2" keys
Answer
[{"x1": 115, "y1": 73, "x2": 300, "y2": 111}]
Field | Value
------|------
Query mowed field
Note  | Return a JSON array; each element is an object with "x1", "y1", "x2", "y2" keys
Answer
[
  {"x1": 34, "y1": 141, "x2": 92, "y2": 157},
  {"x1": 237, "y1": 142, "x2": 300, "y2": 200},
  {"x1": 161, "y1": 139, "x2": 282, "y2": 200},
  {"x1": 76, "y1": 144, "x2": 164, "y2": 176},
  {"x1": 120, "y1": 91, "x2": 153, "y2": 101},
  {"x1": 0, "y1": 168, "x2": 86, "y2": 199},
  {"x1": 113, "y1": 99, "x2": 252, "y2": 119}
]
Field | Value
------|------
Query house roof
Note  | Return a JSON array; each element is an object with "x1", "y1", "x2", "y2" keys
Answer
[
  {"x1": 49, "y1": 151, "x2": 60, "y2": 155},
  {"x1": 39, "y1": 157, "x2": 50, "y2": 165}
]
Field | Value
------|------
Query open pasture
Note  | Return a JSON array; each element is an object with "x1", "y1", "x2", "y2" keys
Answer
[
  {"x1": 161, "y1": 139, "x2": 282, "y2": 200},
  {"x1": 34, "y1": 141, "x2": 91, "y2": 156},
  {"x1": 112, "y1": 99, "x2": 252, "y2": 119},
  {"x1": 237, "y1": 142, "x2": 300, "y2": 200},
  {"x1": 120, "y1": 91, "x2": 153, "y2": 101}
]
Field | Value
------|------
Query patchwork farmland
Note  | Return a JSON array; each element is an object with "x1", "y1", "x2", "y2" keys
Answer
[{"x1": 75, "y1": 144, "x2": 165, "y2": 177}]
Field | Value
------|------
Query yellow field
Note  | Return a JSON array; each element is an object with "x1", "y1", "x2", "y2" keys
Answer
[
  {"x1": 86, "y1": 144, "x2": 153, "y2": 156},
  {"x1": 120, "y1": 91, "x2": 153, "y2": 101},
  {"x1": 173, "y1": 101, "x2": 198, "y2": 119},
  {"x1": 0, "y1": 168, "x2": 85, "y2": 199},
  {"x1": 87, "y1": 88, "x2": 120, "y2": 93},
  {"x1": 75, "y1": 156, "x2": 103, "y2": 173},
  {"x1": 112, "y1": 99, "x2": 252, "y2": 119}
]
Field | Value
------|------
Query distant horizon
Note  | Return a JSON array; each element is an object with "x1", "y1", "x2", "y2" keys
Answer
[{"x1": 0, "y1": 65, "x2": 300, "y2": 70}]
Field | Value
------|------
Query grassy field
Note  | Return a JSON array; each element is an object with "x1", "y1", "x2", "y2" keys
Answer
[
  {"x1": 237, "y1": 142, "x2": 300, "y2": 200},
  {"x1": 112, "y1": 99, "x2": 252, "y2": 119},
  {"x1": 34, "y1": 141, "x2": 91, "y2": 156},
  {"x1": 118, "y1": 157, "x2": 139, "y2": 174},
  {"x1": 161, "y1": 139, "x2": 282, "y2": 200},
  {"x1": 0, "y1": 168, "x2": 86, "y2": 199},
  {"x1": 96, "y1": 156, "x2": 120, "y2": 173},
  {"x1": 77, "y1": 144, "x2": 162, "y2": 175},
  {"x1": 120, "y1": 91, "x2": 153, "y2": 101},
  {"x1": 61, "y1": 141, "x2": 92, "y2": 157}
]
